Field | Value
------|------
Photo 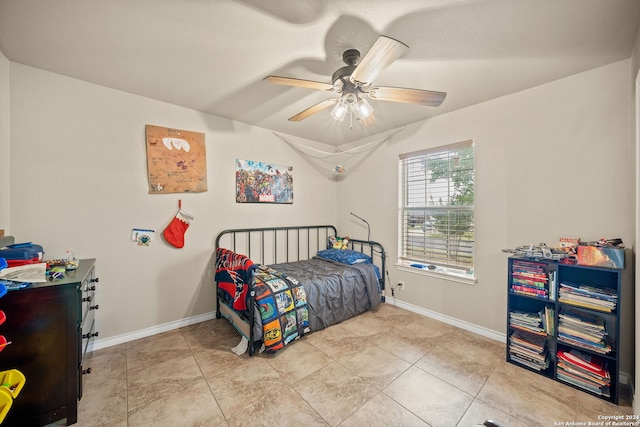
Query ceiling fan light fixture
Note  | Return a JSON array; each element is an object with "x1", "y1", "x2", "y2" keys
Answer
[
  {"x1": 356, "y1": 98, "x2": 373, "y2": 120},
  {"x1": 331, "y1": 99, "x2": 349, "y2": 121}
]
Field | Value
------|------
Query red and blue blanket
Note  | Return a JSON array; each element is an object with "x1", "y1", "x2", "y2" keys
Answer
[{"x1": 215, "y1": 248, "x2": 255, "y2": 311}]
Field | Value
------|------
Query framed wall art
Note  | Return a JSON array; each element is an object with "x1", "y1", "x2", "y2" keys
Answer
[
  {"x1": 235, "y1": 159, "x2": 293, "y2": 204},
  {"x1": 145, "y1": 124, "x2": 207, "y2": 194}
]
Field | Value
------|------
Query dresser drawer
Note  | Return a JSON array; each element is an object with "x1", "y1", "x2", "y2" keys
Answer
[
  {"x1": 78, "y1": 265, "x2": 99, "y2": 401},
  {"x1": 80, "y1": 267, "x2": 98, "y2": 327}
]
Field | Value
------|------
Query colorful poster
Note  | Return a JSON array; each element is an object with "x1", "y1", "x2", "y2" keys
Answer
[
  {"x1": 145, "y1": 125, "x2": 207, "y2": 194},
  {"x1": 235, "y1": 159, "x2": 293, "y2": 204}
]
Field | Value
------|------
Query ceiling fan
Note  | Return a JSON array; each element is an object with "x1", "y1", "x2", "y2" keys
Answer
[{"x1": 264, "y1": 35, "x2": 446, "y2": 127}]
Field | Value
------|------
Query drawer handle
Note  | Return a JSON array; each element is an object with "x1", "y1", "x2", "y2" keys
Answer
[
  {"x1": 82, "y1": 296, "x2": 92, "y2": 303},
  {"x1": 90, "y1": 278, "x2": 99, "y2": 283},
  {"x1": 82, "y1": 331, "x2": 99, "y2": 339},
  {"x1": 86, "y1": 285, "x2": 96, "y2": 291},
  {"x1": 82, "y1": 367, "x2": 92, "y2": 375},
  {"x1": 90, "y1": 304, "x2": 99, "y2": 310}
]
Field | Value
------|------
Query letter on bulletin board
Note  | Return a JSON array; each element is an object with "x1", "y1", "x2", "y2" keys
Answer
[{"x1": 145, "y1": 124, "x2": 207, "y2": 194}]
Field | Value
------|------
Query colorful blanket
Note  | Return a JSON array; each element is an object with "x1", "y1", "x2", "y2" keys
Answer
[
  {"x1": 253, "y1": 265, "x2": 310, "y2": 353},
  {"x1": 215, "y1": 248, "x2": 255, "y2": 311}
]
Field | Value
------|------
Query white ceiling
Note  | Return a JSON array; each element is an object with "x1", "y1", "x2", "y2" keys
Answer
[{"x1": 1, "y1": 0, "x2": 639, "y2": 146}]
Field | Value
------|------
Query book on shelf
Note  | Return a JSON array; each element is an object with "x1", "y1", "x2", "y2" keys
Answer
[
  {"x1": 558, "y1": 281, "x2": 617, "y2": 312},
  {"x1": 559, "y1": 307, "x2": 606, "y2": 328},
  {"x1": 510, "y1": 259, "x2": 552, "y2": 300},
  {"x1": 509, "y1": 310, "x2": 546, "y2": 335},
  {"x1": 511, "y1": 285, "x2": 547, "y2": 297},
  {"x1": 542, "y1": 306, "x2": 555, "y2": 336},
  {"x1": 558, "y1": 307, "x2": 612, "y2": 354},
  {"x1": 557, "y1": 349, "x2": 607, "y2": 376},
  {"x1": 557, "y1": 371, "x2": 610, "y2": 397},
  {"x1": 557, "y1": 348, "x2": 611, "y2": 397},
  {"x1": 548, "y1": 270, "x2": 557, "y2": 301},
  {"x1": 557, "y1": 334, "x2": 612, "y2": 355},
  {"x1": 508, "y1": 328, "x2": 549, "y2": 371}
]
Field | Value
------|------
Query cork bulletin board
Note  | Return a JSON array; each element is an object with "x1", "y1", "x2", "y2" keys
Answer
[{"x1": 145, "y1": 125, "x2": 207, "y2": 194}]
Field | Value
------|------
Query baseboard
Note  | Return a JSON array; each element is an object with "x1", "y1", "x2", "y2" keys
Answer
[
  {"x1": 89, "y1": 311, "x2": 217, "y2": 352},
  {"x1": 386, "y1": 297, "x2": 506, "y2": 343}
]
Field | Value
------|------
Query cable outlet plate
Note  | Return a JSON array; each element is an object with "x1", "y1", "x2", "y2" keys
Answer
[{"x1": 397, "y1": 281, "x2": 405, "y2": 290}]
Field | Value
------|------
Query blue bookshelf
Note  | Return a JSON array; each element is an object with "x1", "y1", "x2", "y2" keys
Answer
[{"x1": 507, "y1": 256, "x2": 626, "y2": 404}]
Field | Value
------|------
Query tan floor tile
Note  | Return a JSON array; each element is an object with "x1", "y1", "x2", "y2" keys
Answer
[
  {"x1": 374, "y1": 329, "x2": 438, "y2": 364},
  {"x1": 77, "y1": 392, "x2": 128, "y2": 427},
  {"x1": 390, "y1": 312, "x2": 459, "y2": 340},
  {"x1": 478, "y1": 368, "x2": 577, "y2": 427},
  {"x1": 457, "y1": 398, "x2": 533, "y2": 427},
  {"x1": 339, "y1": 309, "x2": 390, "y2": 337},
  {"x1": 127, "y1": 353, "x2": 205, "y2": 412},
  {"x1": 264, "y1": 340, "x2": 333, "y2": 384},
  {"x1": 305, "y1": 322, "x2": 374, "y2": 359},
  {"x1": 384, "y1": 365, "x2": 474, "y2": 427},
  {"x1": 340, "y1": 392, "x2": 429, "y2": 427},
  {"x1": 293, "y1": 361, "x2": 379, "y2": 426},
  {"x1": 127, "y1": 380, "x2": 225, "y2": 426},
  {"x1": 337, "y1": 345, "x2": 411, "y2": 390},
  {"x1": 225, "y1": 383, "x2": 328, "y2": 427},
  {"x1": 126, "y1": 329, "x2": 188, "y2": 352},
  {"x1": 574, "y1": 388, "x2": 635, "y2": 421},
  {"x1": 439, "y1": 329, "x2": 505, "y2": 369},
  {"x1": 416, "y1": 345, "x2": 495, "y2": 396}
]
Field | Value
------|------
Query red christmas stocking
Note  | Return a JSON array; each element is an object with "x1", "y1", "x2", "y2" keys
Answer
[{"x1": 163, "y1": 209, "x2": 194, "y2": 248}]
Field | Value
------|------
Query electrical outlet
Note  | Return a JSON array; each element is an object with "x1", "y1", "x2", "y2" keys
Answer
[{"x1": 397, "y1": 281, "x2": 405, "y2": 291}]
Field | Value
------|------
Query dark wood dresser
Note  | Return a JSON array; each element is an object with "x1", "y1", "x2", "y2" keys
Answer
[{"x1": 0, "y1": 259, "x2": 98, "y2": 426}]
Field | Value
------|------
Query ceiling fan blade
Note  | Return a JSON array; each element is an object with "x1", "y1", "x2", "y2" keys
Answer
[
  {"x1": 288, "y1": 98, "x2": 339, "y2": 121},
  {"x1": 264, "y1": 75, "x2": 334, "y2": 91},
  {"x1": 368, "y1": 86, "x2": 447, "y2": 107},
  {"x1": 358, "y1": 113, "x2": 376, "y2": 128},
  {"x1": 349, "y1": 36, "x2": 408, "y2": 87}
]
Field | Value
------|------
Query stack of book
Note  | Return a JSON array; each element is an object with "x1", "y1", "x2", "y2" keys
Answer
[
  {"x1": 508, "y1": 329, "x2": 549, "y2": 371},
  {"x1": 510, "y1": 260, "x2": 549, "y2": 299},
  {"x1": 558, "y1": 307, "x2": 612, "y2": 354},
  {"x1": 558, "y1": 282, "x2": 617, "y2": 312},
  {"x1": 509, "y1": 307, "x2": 555, "y2": 336},
  {"x1": 557, "y1": 349, "x2": 611, "y2": 397}
]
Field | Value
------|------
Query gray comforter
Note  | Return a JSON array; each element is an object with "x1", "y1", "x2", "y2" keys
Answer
[{"x1": 266, "y1": 257, "x2": 381, "y2": 333}]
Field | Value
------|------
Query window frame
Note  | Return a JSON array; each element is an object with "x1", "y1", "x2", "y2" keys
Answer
[{"x1": 397, "y1": 140, "x2": 476, "y2": 285}]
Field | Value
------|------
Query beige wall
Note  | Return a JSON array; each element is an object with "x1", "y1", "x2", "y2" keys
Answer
[
  {"x1": 8, "y1": 63, "x2": 337, "y2": 341},
  {"x1": 337, "y1": 59, "x2": 634, "y2": 337},
  {"x1": 0, "y1": 50, "x2": 9, "y2": 232}
]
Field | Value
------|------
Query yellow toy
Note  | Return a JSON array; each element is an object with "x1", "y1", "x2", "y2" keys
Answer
[{"x1": 329, "y1": 236, "x2": 350, "y2": 250}]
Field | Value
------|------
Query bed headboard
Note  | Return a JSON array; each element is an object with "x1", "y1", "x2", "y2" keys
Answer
[{"x1": 215, "y1": 224, "x2": 386, "y2": 296}]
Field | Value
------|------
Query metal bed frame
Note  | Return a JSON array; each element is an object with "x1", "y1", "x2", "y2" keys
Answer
[{"x1": 214, "y1": 224, "x2": 386, "y2": 355}]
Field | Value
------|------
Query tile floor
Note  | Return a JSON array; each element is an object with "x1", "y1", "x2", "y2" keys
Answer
[{"x1": 76, "y1": 303, "x2": 635, "y2": 427}]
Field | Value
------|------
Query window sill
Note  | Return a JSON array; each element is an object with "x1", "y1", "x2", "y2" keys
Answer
[{"x1": 396, "y1": 263, "x2": 477, "y2": 286}]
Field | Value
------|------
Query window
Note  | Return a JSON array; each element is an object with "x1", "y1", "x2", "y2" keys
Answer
[{"x1": 399, "y1": 140, "x2": 474, "y2": 277}]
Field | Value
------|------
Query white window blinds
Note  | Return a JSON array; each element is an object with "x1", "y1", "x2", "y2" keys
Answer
[{"x1": 399, "y1": 140, "x2": 474, "y2": 271}]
